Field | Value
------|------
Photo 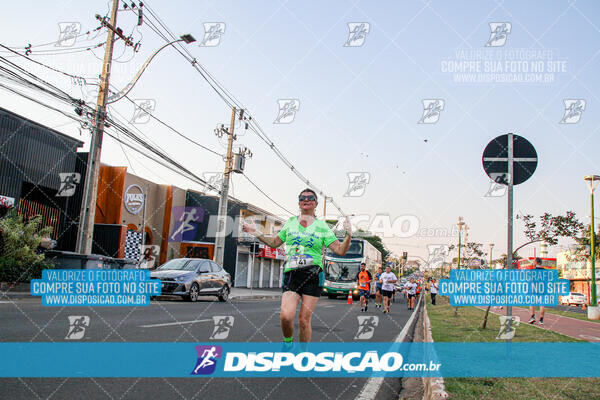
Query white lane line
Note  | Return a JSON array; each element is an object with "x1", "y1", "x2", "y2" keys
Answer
[
  {"x1": 356, "y1": 294, "x2": 423, "y2": 400},
  {"x1": 140, "y1": 319, "x2": 212, "y2": 328}
]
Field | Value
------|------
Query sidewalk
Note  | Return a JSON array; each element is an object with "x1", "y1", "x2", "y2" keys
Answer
[
  {"x1": 481, "y1": 306, "x2": 600, "y2": 342},
  {"x1": 0, "y1": 283, "x2": 283, "y2": 301}
]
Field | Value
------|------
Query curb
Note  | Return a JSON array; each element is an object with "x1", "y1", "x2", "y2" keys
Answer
[
  {"x1": 0, "y1": 293, "x2": 283, "y2": 301},
  {"x1": 356, "y1": 293, "x2": 423, "y2": 400},
  {"x1": 422, "y1": 302, "x2": 448, "y2": 400},
  {"x1": 231, "y1": 295, "x2": 282, "y2": 301}
]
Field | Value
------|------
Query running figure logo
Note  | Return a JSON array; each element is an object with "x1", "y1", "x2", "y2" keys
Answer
[
  {"x1": 344, "y1": 23, "x2": 370, "y2": 47},
  {"x1": 56, "y1": 22, "x2": 81, "y2": 47},
  {"x1": 65, "y1": 316, "x2": 89, "y2": 340},
  {"x1": 199, "y1": 23, "x2": 226, "y2": 47},
  {"x1": 191, "y1": 345, "x2": 222, "y2": 375},
  {"x1": 209, "y1": 316, "x2": 234, "y2": 340},
  {"x1": 485, "y1": 22, "x2": 511, "y2": 47},
  {"x1": 426, "y1": 244, "x2": 450, "y2": 270},
  {"x1": 484, "y1": 173, "x2": 511, "y2": 197},
  {"x1": 344, "y1": 172, "x2": 370, "y2": 197},
  {"x1": 131, "y1": 99, "x2": 156, "y2": 124},
  {"x1": 355, "y1": 316, "x2": 379, "y2": 339},
  {"x1": 559, "y1": 99, "x2": 586, "y2": 124},
  {"x1": 418, "y1": 99, "x2": 445, "y2": 124},
  {"x1": 170, "y1": 207, "x2": 203, "y2": 242},
  {"x1": 274, "y1": 99, "x2": 300, "y2": 124},
  {"x1": 56, "y1": 172, "x2": 81, "y2": 197},
  {"x1": 496, "y1": 316, "x2": 520, "y2": 340},
  {"x1": 203, "y1": 172, "x2": 224, "y2": 192}
]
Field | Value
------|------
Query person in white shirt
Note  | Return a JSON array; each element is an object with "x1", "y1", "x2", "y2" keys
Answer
[
  {"x1": 378, "y1": 266, "x2": 397, "y2": 314},
  {"x1": 404, "y1": 278, "x2": 418, "y2": 310},
  {"x1": 430, "y1": 278, "x2": 438, "y2": 306}
]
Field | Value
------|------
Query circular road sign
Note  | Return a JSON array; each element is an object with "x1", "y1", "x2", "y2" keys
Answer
[{"x1": 482, "y1": 134, "x2": 537, "y2": 186}]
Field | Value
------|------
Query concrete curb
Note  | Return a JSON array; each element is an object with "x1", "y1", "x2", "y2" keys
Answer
[
  {"x1": 0, "y1": 292, "x2": 283, "y2": 301},
  {"x1": 422, "y1": 303, "x2": 448, "y2": 400}
]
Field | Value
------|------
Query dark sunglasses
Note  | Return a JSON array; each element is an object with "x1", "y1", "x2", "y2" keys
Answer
[{"x1": 298, "y1": 195, "x2": 316, "y2": 202}]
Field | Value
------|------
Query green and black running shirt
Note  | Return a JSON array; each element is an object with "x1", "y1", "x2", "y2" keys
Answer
[{"x1": 277, "y1": 216, "x2": 338, "y2": 272}]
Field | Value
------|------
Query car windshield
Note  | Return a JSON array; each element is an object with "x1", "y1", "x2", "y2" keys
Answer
[
  {"x1": 157, "y1": 259, "x2": 195, "y2": 271},
  {"x1": 324, "y1": 261, "x2": 361, "y2": 282}
]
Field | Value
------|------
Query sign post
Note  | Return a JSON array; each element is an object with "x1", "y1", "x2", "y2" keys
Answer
[{"x1": 483, "y1": 133, "x2": 538, "y2": 337}]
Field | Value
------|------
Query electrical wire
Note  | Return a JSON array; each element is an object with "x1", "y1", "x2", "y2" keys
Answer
[{"x1": 240, "y1": 173, "x2": 293, "y2": 216}]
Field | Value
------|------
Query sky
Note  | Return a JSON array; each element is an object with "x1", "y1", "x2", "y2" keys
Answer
[{"x1": 1, "y1": 0, "x2": 600, "y2": 263}]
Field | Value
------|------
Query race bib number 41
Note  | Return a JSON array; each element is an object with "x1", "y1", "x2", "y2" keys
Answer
[{"x1": 287, "y1": 254, "x2": 314, "y2": 270}]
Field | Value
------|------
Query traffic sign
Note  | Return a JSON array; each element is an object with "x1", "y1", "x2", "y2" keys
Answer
[{"x1": 482, "y1": 134, "x2": 537, "y2": 185}]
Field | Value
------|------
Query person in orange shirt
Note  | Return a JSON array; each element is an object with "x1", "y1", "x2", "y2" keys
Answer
[{"x1": 355, "y1": 262, "x2": 373, "y2": 312}]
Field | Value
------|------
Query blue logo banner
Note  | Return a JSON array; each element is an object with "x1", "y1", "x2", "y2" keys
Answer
[
  {"x1": 439, "y1": 269, "x2": 569, "y2": 306},
  {"x1": 0, "y1": 342, "x2": 598, "y2": 378}
]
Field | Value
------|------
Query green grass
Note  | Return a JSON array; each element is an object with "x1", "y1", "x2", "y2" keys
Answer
[{"x1": 426, "y1": 296, "x2": 600, "y2": 400}]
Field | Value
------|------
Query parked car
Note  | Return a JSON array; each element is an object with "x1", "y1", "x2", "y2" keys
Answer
[
  {"x1": 151, "y1": 258, "x2": 231, "y2": 302},
  {"x1": 560, "y1": 292, "x2": 587, "y2": 307}
]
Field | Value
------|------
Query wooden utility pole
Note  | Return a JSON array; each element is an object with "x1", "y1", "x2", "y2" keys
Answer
[
  {"x1": 76, "y1": 0, "x2": 120, "y2": 254},
  {"x1": 213, "y1": 107, "x2": 237, "y2": 266}
]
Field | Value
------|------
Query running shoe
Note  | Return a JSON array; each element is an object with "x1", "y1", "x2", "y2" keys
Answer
[
  {"x1": 539, "y1": 317, "x2": 544, "y2": 325},
  {"x1": 365, "y1": 305, "x2": 368, "y2": 312},
  {"x1": 528, "y1": 316, "x2": 536, "y2": 324}
]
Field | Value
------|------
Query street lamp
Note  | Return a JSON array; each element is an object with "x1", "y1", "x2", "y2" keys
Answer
[
  {"x1": 457, "y1": 217, "x2": 465, "y2": 269},
  {"x1": 489, "y1": 243, "x2": 494, "y2": 269},
  {"x1": 107, "y1": 34, "x2": 196, "y2": 104},
  {"x1": 584, "y1": 175, "x2": 600, "y2": 318}
]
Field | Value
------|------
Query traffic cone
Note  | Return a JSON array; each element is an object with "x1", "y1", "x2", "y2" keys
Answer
[
  {"x1": 583, "y1": 302, "x2": 587, "y2": 311},
  {"x1": 347, "y1": 291, "x2": 353, "y2": 305}
]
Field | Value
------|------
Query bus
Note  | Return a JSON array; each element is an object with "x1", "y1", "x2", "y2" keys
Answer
[
  {"x1": 518, "y1": 257, "x2": 557, "y2": 269},
  {"x1": 321, "y1": 238, "x2": 382, "y2": 299}
]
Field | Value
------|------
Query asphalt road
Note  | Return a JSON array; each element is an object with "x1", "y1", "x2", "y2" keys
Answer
[{"x1": 0, "y1": 295, "x2": 415, "y2": 400}]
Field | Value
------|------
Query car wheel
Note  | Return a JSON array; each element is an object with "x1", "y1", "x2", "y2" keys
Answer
[
  {"x1": 186, "y1": 283, "x2": 199, "y2": 302},
  {"x1": 327, "y1": 294, "x2": 337, "y2": 299},
  {"x1": 218, "y1": 286, "x2": 229, "y2": 302}
]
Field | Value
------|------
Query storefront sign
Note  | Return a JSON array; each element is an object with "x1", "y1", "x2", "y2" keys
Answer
[
  {"x1": 259, "y1": 246, "x2": 285, "y2": 260},
  {"x1": 124, "y1": 184, "x2": 145, "y2": 215},
  {"x1": 0, "y1": 195, "x2": 15, "y2": 208}
]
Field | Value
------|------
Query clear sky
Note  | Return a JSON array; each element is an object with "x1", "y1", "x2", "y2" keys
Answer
[{"x1": 1, "y1": 0, "x2": 599, "y2": 263}]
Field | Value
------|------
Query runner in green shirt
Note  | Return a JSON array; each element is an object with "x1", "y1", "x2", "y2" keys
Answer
[{"x1": 242, "y1": 188, "x2": 352, "y2": 343}]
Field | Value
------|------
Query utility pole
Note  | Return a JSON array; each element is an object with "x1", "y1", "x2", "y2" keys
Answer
[
  {"x1": 213, "y1": 107, "x2": 237, "y2": 266},
  {"x1": 76, "y1": 0, "x2": 120, "y2": 254}
]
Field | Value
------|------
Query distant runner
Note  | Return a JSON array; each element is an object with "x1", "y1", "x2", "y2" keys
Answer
[
  {"x1": 379, "y1": 265, "x2": 397, "y2": 314},
  {"x1": 355, "y1": 262, "x2": 373, "y2": 312},
  {"x1": 374, "y1": 267, "x2": 383, "y2": 309},
  {"x1": 404, "y1": 277, "x2": 417, "y2": 310},
  {"x1": 528, "y1": 257, "x2": 546, "y2": 325},
  {"x1": 243, "y1": 188, "x2": 351, "y2": 343},
  {"x1": 430, "y1": 278, "x2": 438, "y2": 305}
]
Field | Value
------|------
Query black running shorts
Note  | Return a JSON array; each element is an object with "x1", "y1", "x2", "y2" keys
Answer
[
  {"x1": 381, "y1": 289, "x2": 393, "y2": 298},
  {"x1": 282, "y1": 267, "x2": 321, "y2": 297}
]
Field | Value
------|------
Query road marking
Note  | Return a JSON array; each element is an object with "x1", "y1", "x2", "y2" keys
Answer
[
  {"x1": 579, "y1": 334, "x2": 600, "y2": 341},
  {"x1": 0, "y1": 301, "x2": 11, "y2": 304},
  {"x1": 356, "y1": 294, "x2": 422, "y2": 400},
  {"x1": 140, "y1": 319, "x2": 212, "y2": 328}
]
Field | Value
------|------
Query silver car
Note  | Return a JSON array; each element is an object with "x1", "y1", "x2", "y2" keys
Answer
[{"x1": 151, "y1": 258, "x2": 231, "y2": 302}]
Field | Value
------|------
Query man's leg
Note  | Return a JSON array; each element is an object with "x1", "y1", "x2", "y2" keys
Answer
[
  {"x1": 281, "y1": 291, "x2": 301, "y2": 340},
  {"x1": 528, "y1": 306, "x2": 536, "y2": 323},
  {"x1": 431, "y1": 293, "x2": 436, "y2": 305},
  {"x1": 298, "y1": 295, "x2": 319, "y2": 342},
  {"x1": 539, "y1": 306, "x2": 546, "y2": 324}
]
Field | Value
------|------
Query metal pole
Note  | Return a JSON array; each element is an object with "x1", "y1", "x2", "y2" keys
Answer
[
  {"x1": 214, "y1": 107, "x2": 236, "y2": 266},
  {"x1": 506, "y1": 133, "x2": 514, "y2": 331},
  {"x1": 591, "y1": 190, "x2": 597, "y2": 306},
  {"x1": 138, "y1": 185, "x2": 148, "y2": 267},
  {"x1": 76, "y1": 0, "x2": 120, "y2": 254},
  {"x1": 457, "y1": 228, "x2": 462, "y2": 269}
]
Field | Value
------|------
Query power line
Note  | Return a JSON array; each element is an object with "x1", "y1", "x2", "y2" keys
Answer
[
  {"x1": 137, "y1": 2, "x2": 346, "y2": 216},
  {"x1": 240, "y1": 173, "x2": 293, "y2": 216}
]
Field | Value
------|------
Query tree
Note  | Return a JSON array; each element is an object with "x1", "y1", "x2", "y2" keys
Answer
[
  {"x1": 519, "y1": 211, "x2": 584, "y2": 247},
  {"x1": 449, "y1": 242, "x2": 487, "y2": 268},
  {"x1": 362, "y1": 233, "x2": 390, "y2": 262},
  {"x1": 0, "y1": 210, "x2": 54, "y2": 283}
]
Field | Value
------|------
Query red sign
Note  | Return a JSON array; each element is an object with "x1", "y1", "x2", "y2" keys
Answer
[
  {"x1": 0, "y1": 195, "x2": 15, "y2": 208},
  {"x1": 259, "y1": 246, "x2": 285, "y2": 260}
]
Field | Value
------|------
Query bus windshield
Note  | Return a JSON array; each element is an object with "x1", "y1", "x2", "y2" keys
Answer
[
  {"x1": 324, "y1": 261, "x2": 361, "y2": 282},
  {"x1": 326, "y1": 240, "x2": 364, "y2": 259}
]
